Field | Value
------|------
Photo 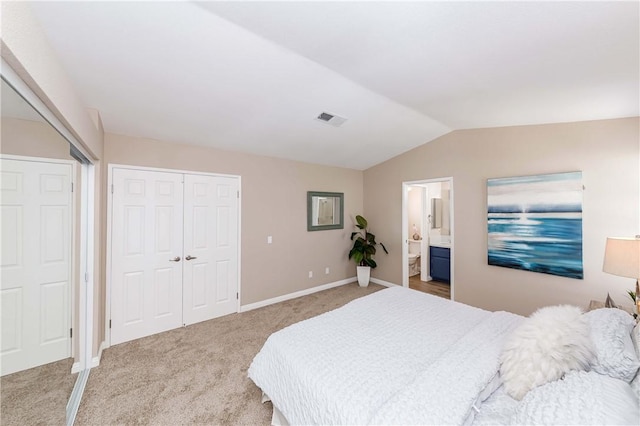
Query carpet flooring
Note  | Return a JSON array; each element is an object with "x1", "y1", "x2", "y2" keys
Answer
[
  {"x1": 73, "y1": 282, "x2": 384, "y2": 425},
  {"x1": 1, "y1": 357, "x2": 77, "y2": 425}
]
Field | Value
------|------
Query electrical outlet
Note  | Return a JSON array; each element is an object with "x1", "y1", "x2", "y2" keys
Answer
[
  {"x1": 325, "y1": 267, "x2": 330, "y2": 275},
  {"x1": 308, "y1": 271, "x2": 313, "y2": 278}
]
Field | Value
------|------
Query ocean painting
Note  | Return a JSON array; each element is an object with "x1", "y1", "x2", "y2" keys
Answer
[{"x1": 487, "y1": 172, "x2": 583, "y2": 279}]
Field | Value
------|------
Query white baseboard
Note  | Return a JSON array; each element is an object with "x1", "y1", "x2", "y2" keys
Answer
[
  {"x1": 91, "y1": 341, "x2": 106, "y2": 368},
  {"x1": 240, "y1": 277, "x2": 357, "y2": 312},
  {"x1": 370, "y1": 277, "x2": 400, "y2": 287},
  {"x1": 71, "y1": 340, "x2": 106, "y2": 373}
]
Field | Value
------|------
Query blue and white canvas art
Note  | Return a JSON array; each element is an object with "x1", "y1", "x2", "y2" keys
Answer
[{"x1": 487, "y1": 171, "x2": 583, "y2": 279}]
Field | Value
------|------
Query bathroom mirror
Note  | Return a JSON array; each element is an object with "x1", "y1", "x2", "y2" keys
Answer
[
  {"x1": 431, "y1": 198, "x2": 442, "y2": 229},
  {"x1": 307, "y1": 191, "x2": 344, "y2": 231}
]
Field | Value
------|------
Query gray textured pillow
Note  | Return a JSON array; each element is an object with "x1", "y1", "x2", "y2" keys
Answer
[
  {"x1": 511, "y1": 371, "x2": 639, "y2": 425},
  {"x1": 631, "y1": 323, "x2": 640, "y2": 398},
  {"x1": 584, "y1": 308, "x2": 639, "y2": 383}
]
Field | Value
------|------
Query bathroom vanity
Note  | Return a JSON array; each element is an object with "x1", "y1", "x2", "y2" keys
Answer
[{"x1": 429, "y1": 245, "x2": 450, "y2": 283}]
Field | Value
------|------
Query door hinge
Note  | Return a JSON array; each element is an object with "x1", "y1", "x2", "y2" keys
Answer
[
  {"x1": 236, "y1": 292, "x2": 239, "y2": 300},
  {"x1": 111, "y1": 184, "x2": 114, "y2": 194},
  {"x1": 70, "y1": 328, "x2": 73, "y2": 338},
  {"x1": 109, "y1": 319, "x2": 112, "y2": 329},
  {"x1": 84, "y1": 272, "x2": 89, "y2": 283},
  {"x1": 71, "y1": 182, "x2": 74, "y2": 193}
]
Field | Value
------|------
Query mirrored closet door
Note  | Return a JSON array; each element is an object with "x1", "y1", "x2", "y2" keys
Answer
[{"x1": 0, "y1": 68, "x2": 93, "y2": 425}]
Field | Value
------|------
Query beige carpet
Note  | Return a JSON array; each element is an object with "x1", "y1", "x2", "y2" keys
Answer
[
  {"x1": 74, "y1": 282, "x2": 383, "y2": 425},
  {"x1": 1, "y1": 357, "x2": 77, "y2": 426}
]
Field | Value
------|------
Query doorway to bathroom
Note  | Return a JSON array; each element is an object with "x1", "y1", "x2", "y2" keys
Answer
[{"x1": 402, "y1": 178, "x2": 453, "y2": 300}]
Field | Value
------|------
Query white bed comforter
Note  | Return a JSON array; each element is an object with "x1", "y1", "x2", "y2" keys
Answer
[{"x1": 248, "y1": 287, "x2": 523, "y2": 425}]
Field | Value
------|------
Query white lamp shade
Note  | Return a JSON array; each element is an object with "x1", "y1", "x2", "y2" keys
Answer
[{"x1": 603, "y1": 237, "x2": 640, "y2": 279}]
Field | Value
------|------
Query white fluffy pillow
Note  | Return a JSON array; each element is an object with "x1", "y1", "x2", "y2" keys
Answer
[{"x1": 500, "y1": 305, "x2": 594, "y2": 400}]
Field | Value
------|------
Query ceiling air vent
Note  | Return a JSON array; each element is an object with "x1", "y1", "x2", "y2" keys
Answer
[{"x1": 315, "y1": 112, "x2": 347, "y2": 128}]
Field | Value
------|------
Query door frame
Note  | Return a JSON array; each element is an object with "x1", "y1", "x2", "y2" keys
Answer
[
  {"x1": 401, "y1": 177, "x2": 455, "y2": 300},
  {"x1": 105, "y1": 163, "x2": 242, "y2": 348}
]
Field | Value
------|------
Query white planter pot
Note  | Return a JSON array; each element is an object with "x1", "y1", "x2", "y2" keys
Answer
[{"x1": 357, "y1": 266, "x2": 371, "y2": 287}]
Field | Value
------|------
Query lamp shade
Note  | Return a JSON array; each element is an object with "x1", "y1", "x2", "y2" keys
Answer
[{"x1": 603, "y1": 237, "x2": 640, "y2": 279}]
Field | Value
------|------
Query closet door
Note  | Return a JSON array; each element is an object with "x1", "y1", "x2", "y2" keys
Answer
[
  {"x1": 183, "y1": 174, "x2": 239, "y2": 325},
  {"x1": 1, "y1": 158, "x2": 72, "y2": 375},
  {"x1": 110, "y1": 169, "x2": 184, "y2": 345}
]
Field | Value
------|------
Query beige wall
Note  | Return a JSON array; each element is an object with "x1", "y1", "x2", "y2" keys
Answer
[
  {"x1": 364, "y1": 117, "x2": 640, "y2": 316},
  {"x1": 407, "y1": 186, "x2": 423, "y2": 238},
  {"x1": 1, "y1": 117, "x2": 73, "y2": 160},
  {"x1": 104, "y1": 133, "x2": 364, "y2": 307}
]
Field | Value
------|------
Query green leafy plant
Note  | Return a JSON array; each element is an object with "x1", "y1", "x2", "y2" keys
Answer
[
  {"x1": 628, "y1": 290, "x2": 637, "y2": 304},
  {"x1": 348, "y1": 215, "x2": 388, "y2": 268},
  {"x1": 629, "y1": 290, "x2": 638, "y2": 320}
]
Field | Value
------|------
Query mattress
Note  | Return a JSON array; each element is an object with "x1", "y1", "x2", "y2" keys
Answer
[{"x1": 248, "y1": 286, "x2": 522, "y2": 425}]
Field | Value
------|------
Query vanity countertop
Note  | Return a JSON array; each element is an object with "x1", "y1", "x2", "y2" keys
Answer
[
  {"x1": 430, "y1": 242, "x2": 451, "y2": 249},
  {"x1": 429, "y1": 237, "x2": 451, "y2": 249}
]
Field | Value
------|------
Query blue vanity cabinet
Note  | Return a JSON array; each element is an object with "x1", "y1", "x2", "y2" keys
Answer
[{"x1": 430, "y1": 246, "x2": 450, "y2": 283}]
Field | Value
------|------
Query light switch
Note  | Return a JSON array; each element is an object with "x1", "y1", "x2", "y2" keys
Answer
[{"x1": 267, "y1": 236, "x2": 272, "y2": 244}]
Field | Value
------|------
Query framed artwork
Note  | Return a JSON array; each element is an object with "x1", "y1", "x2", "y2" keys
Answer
[{"x1": 487, "y1": 171, "x2": 583, "y2": 279}]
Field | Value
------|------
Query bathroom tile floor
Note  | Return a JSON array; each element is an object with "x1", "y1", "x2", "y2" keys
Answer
[{"x1": 409, "y1": 275, "x2": 451, "y2": 299}]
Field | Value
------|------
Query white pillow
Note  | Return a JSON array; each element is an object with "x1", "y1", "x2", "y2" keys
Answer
[
  {"x1": 500, "y1": 305, "x2": 594, "y2": 400},
  {"x1": 584, "y1": 308, "x2": 639, "y2": 382},
  {"x1": 511, "y1": 371, "x2": 639, "y2": 425}
]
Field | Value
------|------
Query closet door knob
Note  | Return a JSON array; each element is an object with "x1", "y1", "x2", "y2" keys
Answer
[
  {"x1": 169, "y1": 256, "x2": 181, "y2": 262},
  {"x1": 185, "y1": 255, "x2": 197, "y2": 261}
]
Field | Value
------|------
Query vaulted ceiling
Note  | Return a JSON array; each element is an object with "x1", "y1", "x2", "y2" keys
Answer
[{"x1": 28, "y1": 1, "x2": 639, "y2": 170}]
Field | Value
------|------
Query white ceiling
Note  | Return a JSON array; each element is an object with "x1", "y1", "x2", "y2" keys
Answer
[{"x1": 28, "y1": 1, "x2": 639, "y2": 170}]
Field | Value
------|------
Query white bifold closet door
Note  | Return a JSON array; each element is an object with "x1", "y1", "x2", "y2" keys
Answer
[
  {"x1": 110, "y1": 168, "x2": 238, "y2": 346},
  {"x1": 110, "y1": 169, "x2": 184, "y2": 345},
  {"x1": 182, "y1": 174, "x2": 238, "y2": 326},
  {"x1": 1, "y1": 158, "x2": 72, "y2": 376}
]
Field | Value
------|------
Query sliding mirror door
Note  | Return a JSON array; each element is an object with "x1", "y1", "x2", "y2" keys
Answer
[{"x1": 0, "y1": 73, "x2": 92, "y2": 424}]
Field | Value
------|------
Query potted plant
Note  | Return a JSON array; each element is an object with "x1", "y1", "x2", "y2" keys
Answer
[{"x1": 348, "y1": 215, "x2": 388, "y2": 287}]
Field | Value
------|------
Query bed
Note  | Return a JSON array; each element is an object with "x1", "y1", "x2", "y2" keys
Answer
[{"x1": 248, "y1": 286, "x2": 640, "y2": 425}]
